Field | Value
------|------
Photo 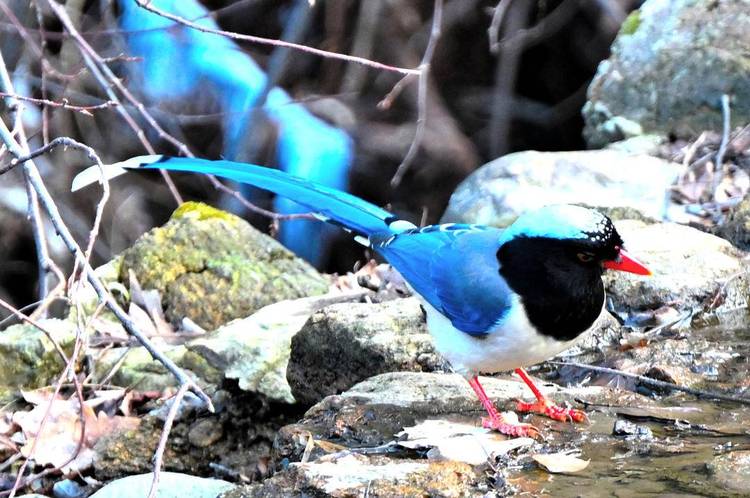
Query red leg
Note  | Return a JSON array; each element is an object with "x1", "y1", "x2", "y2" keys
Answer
[
  {"x1": 467, "y1": 376, "x2": 540, "y2": 438},
  {"x1": 514, "y1": 368, "x2": 587, "y2": 423}
]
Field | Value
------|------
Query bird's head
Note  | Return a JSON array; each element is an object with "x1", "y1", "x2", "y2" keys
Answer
[{"x1": 498, "y1": 205, "x2": 651, "y2": 278}]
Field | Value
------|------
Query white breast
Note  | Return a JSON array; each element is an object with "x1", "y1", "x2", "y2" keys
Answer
[{"x1": 422, "y1": 294, "x2": 599, "y2": 377}]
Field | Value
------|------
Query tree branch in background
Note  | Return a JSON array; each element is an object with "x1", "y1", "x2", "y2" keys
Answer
[{"x1": 390, "y1": 0, "x2": 444, "y2": 188}]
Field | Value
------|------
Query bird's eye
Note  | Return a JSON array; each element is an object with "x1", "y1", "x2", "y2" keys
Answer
[{"x1": 577, "y1": 252, "x2": 594, "y2": 263}]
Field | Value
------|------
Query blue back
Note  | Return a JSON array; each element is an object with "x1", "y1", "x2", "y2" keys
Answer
[{"x1": 376, "y1": 225, "x2": 513, "y2": 335}]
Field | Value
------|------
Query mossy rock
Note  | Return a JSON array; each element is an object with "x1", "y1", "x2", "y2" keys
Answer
[
  {"x1": 119, "y1": 202, "x2": 329, "y2": 330},
  {"x1": 0, "y1": 319, "x2": 77, "y2": 401}
]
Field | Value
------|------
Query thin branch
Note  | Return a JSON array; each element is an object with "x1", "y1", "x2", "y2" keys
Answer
[
  {"x1": 46, "y1": 0, "x2": 183, "y2": 205},
  {"x1": 390, "y1": 0, "x2": 444, "y2": 188},
  {"x1": 549, "y1": 361, "x2": 750, "y2": 406},
  {"x1": 712, "y1": 94, "x2": 731, "y2": 194},
  {"x1": 132, "y1": 0, "x2": 419, "y2": 76},
  {"x1": 0, "y1": 46, "x2": 56, "y2": 309},
  {"x1": 147, "y1": 384, "x2": 189, "y2": 498},
  {"x1": 0, "y1": 92, "x2": 118, "y2": 115},
  {"x1": 0, "y1": 115, "x2": 213, "y2": 414}
]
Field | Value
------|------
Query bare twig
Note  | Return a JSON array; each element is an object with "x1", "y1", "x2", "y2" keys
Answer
[
  {"x1": 488, "y1": 0, "x2": 512, "y2": 53},
  {"x1": 0, "y1": 109, "x2": 213, "y2": 414},
  {"x1": 712, "y1": 94, "x2": 731, "y2": 194},
  {"x1": 0, "y1": 92, "x2": 118, "y2": 115},
  {"x1": 549, "y1": 361, "x2": 750, "y2": 406},
  {"x1": 147, "y1": 384, "x2": 190, "y2": 498},
  {"x1": 390, "y1": 0, "x2": 444, "y2": 187},
  {"x1": 46, "y1": 0, "x2": 183, "y2": 205},
  {"x1": 0, "y1": 47, "x2": 57, "y2": 310},
  {"x1": 132, "y1": 0, "x2": 419, "y2": 76}
]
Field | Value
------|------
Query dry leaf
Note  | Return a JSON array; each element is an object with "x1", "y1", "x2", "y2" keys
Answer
[
  {"x1": 532, "y1": 451, "x2": 590, "y2": 474},
  {"x1": 397, "y1": 419, "x2": 534, "y2": 466},
  {"x1": 13, "y1": 391, "x2": 140, "y2": 473}
]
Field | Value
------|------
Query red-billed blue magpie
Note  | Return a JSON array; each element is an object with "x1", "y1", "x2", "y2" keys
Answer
[{"x1": 73, "y1": 156, "x2": 650, "y2": 438}]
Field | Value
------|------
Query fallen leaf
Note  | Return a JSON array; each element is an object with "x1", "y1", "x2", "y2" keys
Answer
[
  {"x1": 13, "y1": 390, "x2": 140, "y2": 473},
  {"x1": 532, "y1": 451, "x2": 590, "y2": 474},
  {"x1": 397, "y1": 419, "x2": 534, "y2": 466}
]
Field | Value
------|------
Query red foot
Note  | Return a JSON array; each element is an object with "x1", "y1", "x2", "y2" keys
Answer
[
  {"x1": 516, "y1": 398, "x2": 588, "y2": 423},
  {"x1": 482, "y1": 413, "x2": 540, "y2": 439},
  {"x1": 467, "y1": 375, "x2": 541, "y2": 439}
]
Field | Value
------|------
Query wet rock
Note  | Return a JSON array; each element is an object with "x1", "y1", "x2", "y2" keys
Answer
[
  {"x1": 604, "y1": 220, "x2": 749, "y2": 313},
  {"x1": 227, "y1": 454, "x2": 482, "y2": 498},
  {"x1": 274, "y1": 371, "x2": 601, "y2": 462},
  {"x1": 441, "y1": 150, "x2": 678, "y2": 226},
  {"x1": 0, "y1": 319, "x2": 77, "y2": 401},
  {"x1": 612, "y1": 419, "x2": 653, "y2": 440},
  {"x1": 119, "y1": 202, "x2": 328, "y2": 330},
  {"x1": 707, "y1": 451, "x2": 750, "y2": 494},
  {"x1": 287, "y1": 298, "x2": 441, "y2": 405},
  {"x1": 189, "y1": 292, "x2": 365, "y2": 403},
  {"x1": 583, "y1": 0, "x2": 750, "y2": 147},
  {"x1": 89, "y1": 472, "x2": 234, "y2": 498}
]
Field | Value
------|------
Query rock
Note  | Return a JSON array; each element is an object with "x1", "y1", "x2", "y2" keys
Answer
[
  {"x1": 274, "y1": 371, "x2": 603, "y2": 462},
  {"x1": 52, "y1": 479, "x2": 86, "y2": 498},
  {"x1": 612, "y1": 419, "x2": 653, "y2": 440},
  {"x1": 119, "y1": 202, "x2": 328, "y2": 330},
  {"x1": 712, "y1": 195, "x2": 750, "y2": 250},
  {"x1": 0, "y1": 319, "x2": 76, "y2": 401},
  {"x1": 187, "y1": 418, "x2": 224, "y2": 448},
  {"x1": 707, "y1": 451, "x2": 750, "y2": 493},
  {"x1": 604, "y1": 220, "x2": 750, "y2": 313},
  {"x1": 227, "y1": 454, "x2": 482, "y2": 498},
  {"x1": 441, "y1": 150, "x2": 679, "y2": 226},
  {"x1": 188, "y1": 291, "x2": 365, "y2": 403},
  {"x1": 89, "y1": 472, "x2": 234, "y2": 498},
  {"x1": 583, "y1": 0, "x2": 750, "y2": 147},
  {"x1": 91, "y1": 345, "x2": 213, "y2": 391},
  {"x1": 286, "y1": 298, "x2": 441, "y2": 405}
]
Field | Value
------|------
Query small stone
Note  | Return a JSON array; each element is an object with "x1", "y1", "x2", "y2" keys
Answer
[
  {"x1": 53, "y1": 479, "x2": 86, "y2": 498},
  {"x1": 612, "y1": 419, "x2": 653, "y2": 440},
  {"x1": 188, "y1": 418, "x2": 224, "y2": 448}
]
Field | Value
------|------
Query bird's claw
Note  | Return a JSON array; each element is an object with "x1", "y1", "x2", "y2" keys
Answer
[
  {"x1": 516, "y1": 399, "x2": 588, "y2": 423},
  {"x1": 481, "y1": 415, "x2": 541, "y2": 439}
]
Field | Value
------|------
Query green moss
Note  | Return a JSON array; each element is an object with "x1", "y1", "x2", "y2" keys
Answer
[
  {"x1": 620, "y1": 10, "x2": 641, "y2": 35},
  {"x1": 171, "y1": 201, "x2": 239, "y2": 223},
  {"x1": 120, "y1": 202, "x2": 328, "y2": 330}
]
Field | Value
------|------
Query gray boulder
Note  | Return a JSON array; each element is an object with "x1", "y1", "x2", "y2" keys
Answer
[
  {"x1": 441, "y1": 150, "x2": 679, "y2": 226},
  {"x1": 583, "y1": 0, "x2": 750, "y2": 147}
]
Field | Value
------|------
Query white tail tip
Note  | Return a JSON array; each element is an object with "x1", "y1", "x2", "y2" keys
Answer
[{"x1": 71, "y1": 155, "x2": 163, "y2": 192}]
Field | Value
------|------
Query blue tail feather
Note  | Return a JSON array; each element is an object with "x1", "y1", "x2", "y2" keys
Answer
[{"x1": 138, "y1": 156, "x2": 396, "y2": 238}]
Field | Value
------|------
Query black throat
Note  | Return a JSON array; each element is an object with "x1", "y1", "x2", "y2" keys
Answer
[{"x1": 497, "y1": 237, "x2": 605, "y2": 341}]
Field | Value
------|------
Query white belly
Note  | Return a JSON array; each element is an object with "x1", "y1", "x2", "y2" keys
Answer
[{"x1": 422, "y1": 294, "x2": 596, "y2": 377}]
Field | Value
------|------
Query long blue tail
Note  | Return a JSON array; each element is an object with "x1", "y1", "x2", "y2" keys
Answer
[{"x1": 74, "y1": 155, "x2": 412, "y2": 238}]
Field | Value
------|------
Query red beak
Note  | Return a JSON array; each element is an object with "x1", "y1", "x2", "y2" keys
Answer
[{"x1": 603, "y1": 248, "x2": 651, "y2": 275}]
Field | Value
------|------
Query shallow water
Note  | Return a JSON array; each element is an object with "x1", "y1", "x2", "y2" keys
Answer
[{"x1": 515, "y1": 322, "x2": 750, "y2": 497}]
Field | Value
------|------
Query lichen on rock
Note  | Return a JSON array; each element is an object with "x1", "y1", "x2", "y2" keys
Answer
[{"x1": 119, "y1": 201, "x2": 329, "y2": 330}]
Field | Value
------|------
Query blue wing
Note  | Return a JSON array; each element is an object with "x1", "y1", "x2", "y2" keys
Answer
[{"x1": 376, "y1": 225, "x2": 513, "y2": 336}]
